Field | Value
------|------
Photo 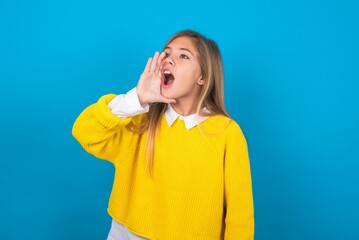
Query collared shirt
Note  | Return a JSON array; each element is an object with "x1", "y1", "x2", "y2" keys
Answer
[
  {"x1": 107, "y1": 219, "x2": 148, "y2": 240},
  {"x1": 164, "y1": 102, "x2": 208, "y2": 130},
  {"x1": 108, "y1": 87, "x2": 208, "y2": 130}
]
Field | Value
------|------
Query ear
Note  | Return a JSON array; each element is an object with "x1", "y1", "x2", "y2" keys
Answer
[{"x1": 197, "y1": 75, "x2": 205, "y2": 85}]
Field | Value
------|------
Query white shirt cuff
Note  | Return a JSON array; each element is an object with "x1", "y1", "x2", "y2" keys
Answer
[{"x1": 108, "y1": 87, "x2": 149, "y2": 119}]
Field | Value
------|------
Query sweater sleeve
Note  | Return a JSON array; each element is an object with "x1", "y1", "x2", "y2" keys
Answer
[
  {"x1": 72, "y1": 93, "x2": 144, "y2": 163},
  {"x1": 224, "y1": 122, "x2": 255, "y2": 240}
]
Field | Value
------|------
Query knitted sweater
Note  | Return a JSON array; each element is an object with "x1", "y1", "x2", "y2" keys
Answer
[{"x1": 72, "y1": 94, "x2": 254, "y2": 240}]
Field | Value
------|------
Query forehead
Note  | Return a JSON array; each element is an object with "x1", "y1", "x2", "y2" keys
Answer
[{"x1": 166, "y1": 36, "x2": 198, "y2": 55}]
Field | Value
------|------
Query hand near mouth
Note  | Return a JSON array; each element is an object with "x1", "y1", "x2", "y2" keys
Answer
[{"x1": 136, "y1": 51, "x2": 176, "y2": 105}]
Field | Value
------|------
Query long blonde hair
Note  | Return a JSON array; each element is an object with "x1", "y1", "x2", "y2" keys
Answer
[{"x1": 128, "y1": 30, "x2": 230, "y2": 174}]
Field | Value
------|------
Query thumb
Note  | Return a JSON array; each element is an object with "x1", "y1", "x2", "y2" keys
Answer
[{"x1": 159, "y1": 96, "x2": 176, "y2": 104}]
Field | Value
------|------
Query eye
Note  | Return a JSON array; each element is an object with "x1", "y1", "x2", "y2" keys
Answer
[
  {"x1": 164, "y1": 52, "x2": 170, "y2": 58},
  {"x1": 180, "y1": 54, "x2": 189, "y2": 59}
]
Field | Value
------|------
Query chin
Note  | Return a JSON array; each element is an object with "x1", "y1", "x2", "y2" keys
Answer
[
  {"x1": 161, "y1": 90, "x2": 177, "y2": 100},
  {"x1": 161, "y1": 85, "x2": 175, "y2": 98}
]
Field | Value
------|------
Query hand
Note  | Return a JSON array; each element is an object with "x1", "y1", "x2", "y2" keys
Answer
[{"x1": 136, "y1": 52, "x2": 176, "y2": 105}]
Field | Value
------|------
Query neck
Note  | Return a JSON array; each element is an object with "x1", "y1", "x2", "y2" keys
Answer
[{"x1": 170, "y1": 100, "x2": 197, "y2": 116}]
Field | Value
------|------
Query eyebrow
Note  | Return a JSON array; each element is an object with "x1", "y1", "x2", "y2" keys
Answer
[{"x1": 164, "y1": 46, "x2": 194, "y2": 56}]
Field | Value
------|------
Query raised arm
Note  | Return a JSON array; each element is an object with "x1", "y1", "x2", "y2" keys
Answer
[
  {"x1": 72, "y1": 91, "x2": 147, "y2": 162},
  {"x1": 72, "y1": 51, "x2": 176, "y2": 163}
]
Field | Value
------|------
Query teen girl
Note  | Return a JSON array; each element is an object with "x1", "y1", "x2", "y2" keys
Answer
[{"x1": 72, "y1": 30, "x2": 254, "y2": 240}]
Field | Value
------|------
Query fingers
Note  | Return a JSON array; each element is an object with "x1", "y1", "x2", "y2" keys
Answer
[
  {"x1": 150, "y1": 52, "x2": 160, "y2": 72},
  {"x1": 146, "y1": 51, "x2": 166, "y2": 74},
  {"x1": 157, "y1": 52, "x2": 166, "y2": 73},
  {"x1": 149, "y1": 51, "x2": 167, "y2": 73},
  {"x1": 144, "y1": 57, "x2": 152, "y2": 73}
]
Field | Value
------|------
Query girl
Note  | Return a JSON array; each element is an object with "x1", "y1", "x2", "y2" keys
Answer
[{"x1": 72, "y1": 30, "x2": 254, "y2": 240}]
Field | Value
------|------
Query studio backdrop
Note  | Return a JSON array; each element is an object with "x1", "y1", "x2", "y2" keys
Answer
[{"x1": 0, "y1": 0, "x2": 358, "y2": 239}]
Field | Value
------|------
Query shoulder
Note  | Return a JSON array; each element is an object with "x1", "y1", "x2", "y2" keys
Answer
[
  {"x1": 204, "y1": 114, "x2": 242, "y2": 133},
  {"x1": 206, "y1": 115, "x2": 247, "y2": 145}
]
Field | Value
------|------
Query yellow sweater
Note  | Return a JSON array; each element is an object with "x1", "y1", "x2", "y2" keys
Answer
[{"x1": 72, "y1": 94, "x2": 254, "y2": 240}]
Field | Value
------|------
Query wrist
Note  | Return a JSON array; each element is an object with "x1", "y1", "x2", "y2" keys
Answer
[{"x1": 136, "y1": 87, "x2": 147, "y2": 106}]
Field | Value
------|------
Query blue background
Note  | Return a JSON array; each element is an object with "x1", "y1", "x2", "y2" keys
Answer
[{"x1": 1, "y1": 0, "x2": 358, "y2": 239}]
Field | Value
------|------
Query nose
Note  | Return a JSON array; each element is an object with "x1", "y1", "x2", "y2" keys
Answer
[{"x1": 163, "y1": 56, "x2": 174, "y2": 66}]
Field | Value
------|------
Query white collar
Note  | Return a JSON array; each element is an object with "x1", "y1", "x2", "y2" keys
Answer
[{"x1": 165, "y1": 104, "x2": 209, "y2": 130}]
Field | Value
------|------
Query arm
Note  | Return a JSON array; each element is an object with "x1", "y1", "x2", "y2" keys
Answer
[
  {"x1": 108, "y1": 87, "x2": 149, "y2": 119},
  {"x1": 72, "y1": 89, "x2": 147, "y2": 162},
  {"x1": 224, "y1": 122, "x2": 255, "y2": 240},
  {"x1": 72, "y1": 51, "x2": 175, "y2": 162}
]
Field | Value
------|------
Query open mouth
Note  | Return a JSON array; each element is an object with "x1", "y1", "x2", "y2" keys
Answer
[{"x1": 163, "y1": 70, "x2": 175, "y2": 87}]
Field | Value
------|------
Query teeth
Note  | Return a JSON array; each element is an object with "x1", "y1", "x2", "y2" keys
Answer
[{"x1": 164, "y1": 70, "x2": 171, "y2": 74}]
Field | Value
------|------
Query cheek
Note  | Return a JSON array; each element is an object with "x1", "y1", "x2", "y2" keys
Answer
[
  {"x1": 183, "y1": 65, "x2": 201, "y2": 80},
  {"x1": 181, "y1": 70, "x2": 198, "y2": 85},
  {"x1": 176, "y1": 61, "x2": 201, "y2": 83}
]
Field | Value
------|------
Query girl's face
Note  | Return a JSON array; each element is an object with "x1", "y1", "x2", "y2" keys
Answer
[{"x1": 161, "y1": 36, "x2": 204, "y2": 105}]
